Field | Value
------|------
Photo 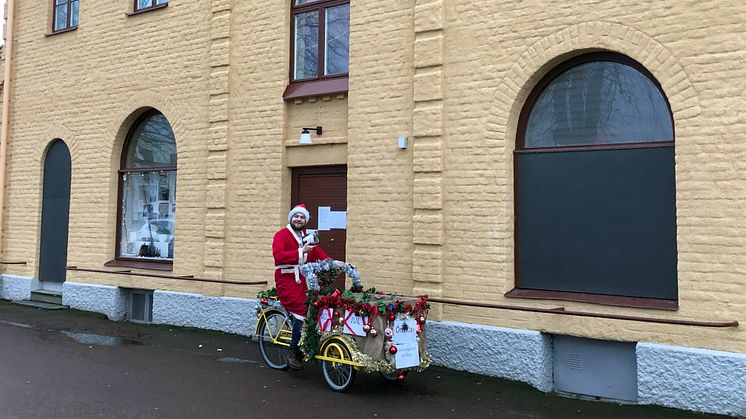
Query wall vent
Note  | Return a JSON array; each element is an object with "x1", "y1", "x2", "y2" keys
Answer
[{"x1": 553, "y1": 335, "x2": 638, "y2": 402}]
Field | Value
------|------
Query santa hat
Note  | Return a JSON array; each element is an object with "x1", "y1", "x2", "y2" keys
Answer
[{"x1": 288, "y1": 204, "x2": 310, "y2": 222}]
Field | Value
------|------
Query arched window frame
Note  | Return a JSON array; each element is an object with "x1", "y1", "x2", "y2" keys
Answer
[
  {"x1": 510, "y1": 52, "x2": 678, "y2": 310},
  {"x1": 108, "y1": 110, "x2": 177, "y2": 271},
  {"x1": 516, "y1": 52, "x2": 675, "y2": 152}
]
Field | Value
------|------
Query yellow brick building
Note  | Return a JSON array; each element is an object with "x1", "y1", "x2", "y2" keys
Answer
[{"x1": 0, "y1": 1, "x2": 744, "y2": 415}]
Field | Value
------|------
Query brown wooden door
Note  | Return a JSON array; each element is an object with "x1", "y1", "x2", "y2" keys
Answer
[{"x1": 291, "y1": 166, "x2": 347, "y2": 290}]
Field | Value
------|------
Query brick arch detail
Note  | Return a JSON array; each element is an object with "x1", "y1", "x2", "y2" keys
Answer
[
  {"x1": 36, "y1": 121, "x2": 79, "y2": 169},
  {"x1": 106, "y1": 90, "x2": 191, "y2": 174},
  {"x1": 486, "y1": 21, "x2": 701, "y2": 153}
]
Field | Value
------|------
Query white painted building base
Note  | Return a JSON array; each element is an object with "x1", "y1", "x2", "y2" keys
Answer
[
  {"x1": 62, "y1": 282, "x2": 127, "y2": 321},
  {"x1": 637, "y1": 343, "x2": 746, "y2": 417},
  {"x1": 152, "y1": 290, "x2": 257, "y2": 337},
  {"x1": 426, "y1": 320, "x2": 553, "y2": 392},
  {"x1": 38, "y1": 282, "x2": 746, "y2": 417},
  {"x1": 0, "y1": 274, "x2": 37, "y2": 301}
]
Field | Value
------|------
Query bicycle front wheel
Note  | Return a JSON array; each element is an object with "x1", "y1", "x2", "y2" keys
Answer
[
  {"x1": 321, "y1": 338, "x2": 356, "y2": 392},
  {"x1": 257, "y1": 311, "x2": 290, "y2": 370}
]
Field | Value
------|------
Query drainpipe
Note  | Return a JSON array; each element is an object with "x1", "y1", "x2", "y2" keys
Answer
[{"x1": 0, "y1": 0, "x2": 15, "y2": 262}]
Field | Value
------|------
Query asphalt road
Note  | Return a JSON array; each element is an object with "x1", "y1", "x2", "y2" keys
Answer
[{"x1": 0, "y1": 301, "x2": 723, "y2": 419}]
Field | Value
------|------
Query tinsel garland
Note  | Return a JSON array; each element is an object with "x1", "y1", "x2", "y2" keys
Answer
[{"x1": 300, "y1": 259, "x2": 362, "y2": 291}]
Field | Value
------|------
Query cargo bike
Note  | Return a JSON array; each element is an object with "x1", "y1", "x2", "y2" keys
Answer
[{"x1": 255, "y1": 259, "x2": 431, "y2": 392}]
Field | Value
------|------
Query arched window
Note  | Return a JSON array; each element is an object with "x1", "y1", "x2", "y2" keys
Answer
[
  {"x1": 513, "y1": 53, "x2": 677, "y2": 305},
  {"x1": 116, "y1": 110, "x2": 177, "y2": 265}
]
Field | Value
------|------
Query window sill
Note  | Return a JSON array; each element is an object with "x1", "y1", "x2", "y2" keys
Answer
[
  {"x1": 45, "y1": 27, "x2": 78, "y2": 37},
  {"x1": 126, "y1": 3, "x2": 168, "y2": 16},
  {"x1": 105, "y1": 258, "x2": 173, "y2": 272},
  {"x1": 283, "y1": 77, "x2": 348, "y2": 101},
  {"x1": 504, "y1": 288, "x2": 678, "y2": 311}
]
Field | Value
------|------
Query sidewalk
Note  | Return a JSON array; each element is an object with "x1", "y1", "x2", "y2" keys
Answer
[{"x1": 0, "y1": 300, "x2": 727, "y2": 419}]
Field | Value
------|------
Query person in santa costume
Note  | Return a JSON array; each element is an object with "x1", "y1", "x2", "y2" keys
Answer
[{"x1": 272, "y1": 204, "x2": 335, "y2": 370}]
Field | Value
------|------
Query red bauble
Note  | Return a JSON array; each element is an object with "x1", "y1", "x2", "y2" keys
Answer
[
  {"x1": 396, "y1": 373, "x2": 406, "y2": 382},
  {"x1": 313, "y1": 301, "x2": 319, "y2": 307},
  {"x1": 260, "y1": 298, "x2": 268, "y2": 305},
  {"x1": 388, "y1": 314, "x2": 396, "y2": 322},
  {"x1": 389, "y1": 345, "x2": 398, "y2": 354}
]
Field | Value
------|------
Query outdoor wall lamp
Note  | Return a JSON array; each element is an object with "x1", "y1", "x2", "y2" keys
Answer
[{"x1": 299, "y1": 126, "x2": 323, "y2": 144}]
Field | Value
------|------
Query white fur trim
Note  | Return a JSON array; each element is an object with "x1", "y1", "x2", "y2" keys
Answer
[{"x1": 288, "y1": 206, "x2": 311, "y2": 222}]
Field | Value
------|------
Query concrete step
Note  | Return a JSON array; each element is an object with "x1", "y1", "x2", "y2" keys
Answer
[
  {"x1": 31, "y1": 290, "x2": 63, "y2": 305},
  {"x1": 12, "y1": 300, "x2": 67, "y2": 310}
]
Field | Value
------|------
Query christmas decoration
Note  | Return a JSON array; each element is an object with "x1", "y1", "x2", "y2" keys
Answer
[
  {"x1": 300, "y1": 259, "x2": 362, "y2": 291},
  {"x1": 260, "y1": 268, "x2": 431, "y2": 375}
]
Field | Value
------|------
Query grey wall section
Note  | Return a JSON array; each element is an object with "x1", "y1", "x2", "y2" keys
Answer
[
  {"x1": 426, "y1": 320, "x2": 553, "y2": 392},
  {"x1": 0, "y1": 274, "x2": 35, "y2": 301},
  {"x1": 152, "y1": 290, "x2": 257, "y2": 337},
  {"x1": 62, "y1": 282, "x2": 127, "y2": 321},
  {"x1": 637, "y1": 343, "x2": 746, "y2": 417}
]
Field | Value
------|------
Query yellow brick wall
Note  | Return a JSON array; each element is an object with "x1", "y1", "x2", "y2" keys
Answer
[{"x1": 1, "y1": 1, "x2": 743, "y2": 353}]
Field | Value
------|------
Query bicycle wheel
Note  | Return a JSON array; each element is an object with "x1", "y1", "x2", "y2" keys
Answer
[
  {"x1": 257, "y1": 311, "x2": 290, "y2": 370},
  {"x1": 321, "y1": 338, "x2": 356, "y2": 392}
]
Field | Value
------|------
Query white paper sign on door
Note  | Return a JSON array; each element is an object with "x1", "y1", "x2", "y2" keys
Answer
[
  {"x1": 317, "y1": 206, "x2": 347, "y2": 231},
  {"x1": 393, "y1": 317, "x2": 420, "y2": 369}
]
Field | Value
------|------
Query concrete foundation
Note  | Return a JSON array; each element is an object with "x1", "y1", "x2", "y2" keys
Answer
[
  {"x1": 637, "y1": 343, "x2": 746, "y2": 417},
  {"x1": 0, "y1": 274, "x2": 35, "y2": 301},
  {"x1": 152, "y1": 290, "x2": 256, "y2": 337},
  {"x1": 62, "y1": 282, "x2": 127, "y2": 321}
]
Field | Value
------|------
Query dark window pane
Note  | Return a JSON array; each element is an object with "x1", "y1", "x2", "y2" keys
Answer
[
  {"x1": 137, "y1": 0, "x2": 152, "y2": 10},
  {"x1": 54, "y1": 4, "x2": 68, "y2": 31},
  {"x1": 132, "y1": 293, "x2": 145, "y2": 321},
  {"x1": 324, "y1": 4, "x2": 350, "y2": 76},
  {"x1": 294, "y1": 11, "x2": 319, "y2": 80},
  {"x1": 71, "y1": 0, "x2": 79, "y2": 27},
  {"x1": 125, "y1": 114, "x2": 177, "y2": 169},
  {"x1": 525, "y1": 61, "x2": 672, "y2": 148}
]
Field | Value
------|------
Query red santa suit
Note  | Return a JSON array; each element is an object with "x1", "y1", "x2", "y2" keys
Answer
[{"x1": 273, "y1": 225, "x2": 330, "y2": 318}]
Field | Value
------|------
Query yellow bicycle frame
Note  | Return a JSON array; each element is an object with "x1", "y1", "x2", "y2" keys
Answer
[
  {"x1": 256, "y1": 305, "x2": 364, "y2": 368},
  {"x1": 256, "y1": 308, "x2": 293, "y2": 347}
]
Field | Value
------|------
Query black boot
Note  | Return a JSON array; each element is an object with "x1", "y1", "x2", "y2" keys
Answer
[{"x1": 286, "y1": 350, "x2": 303, "y2": 370}]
